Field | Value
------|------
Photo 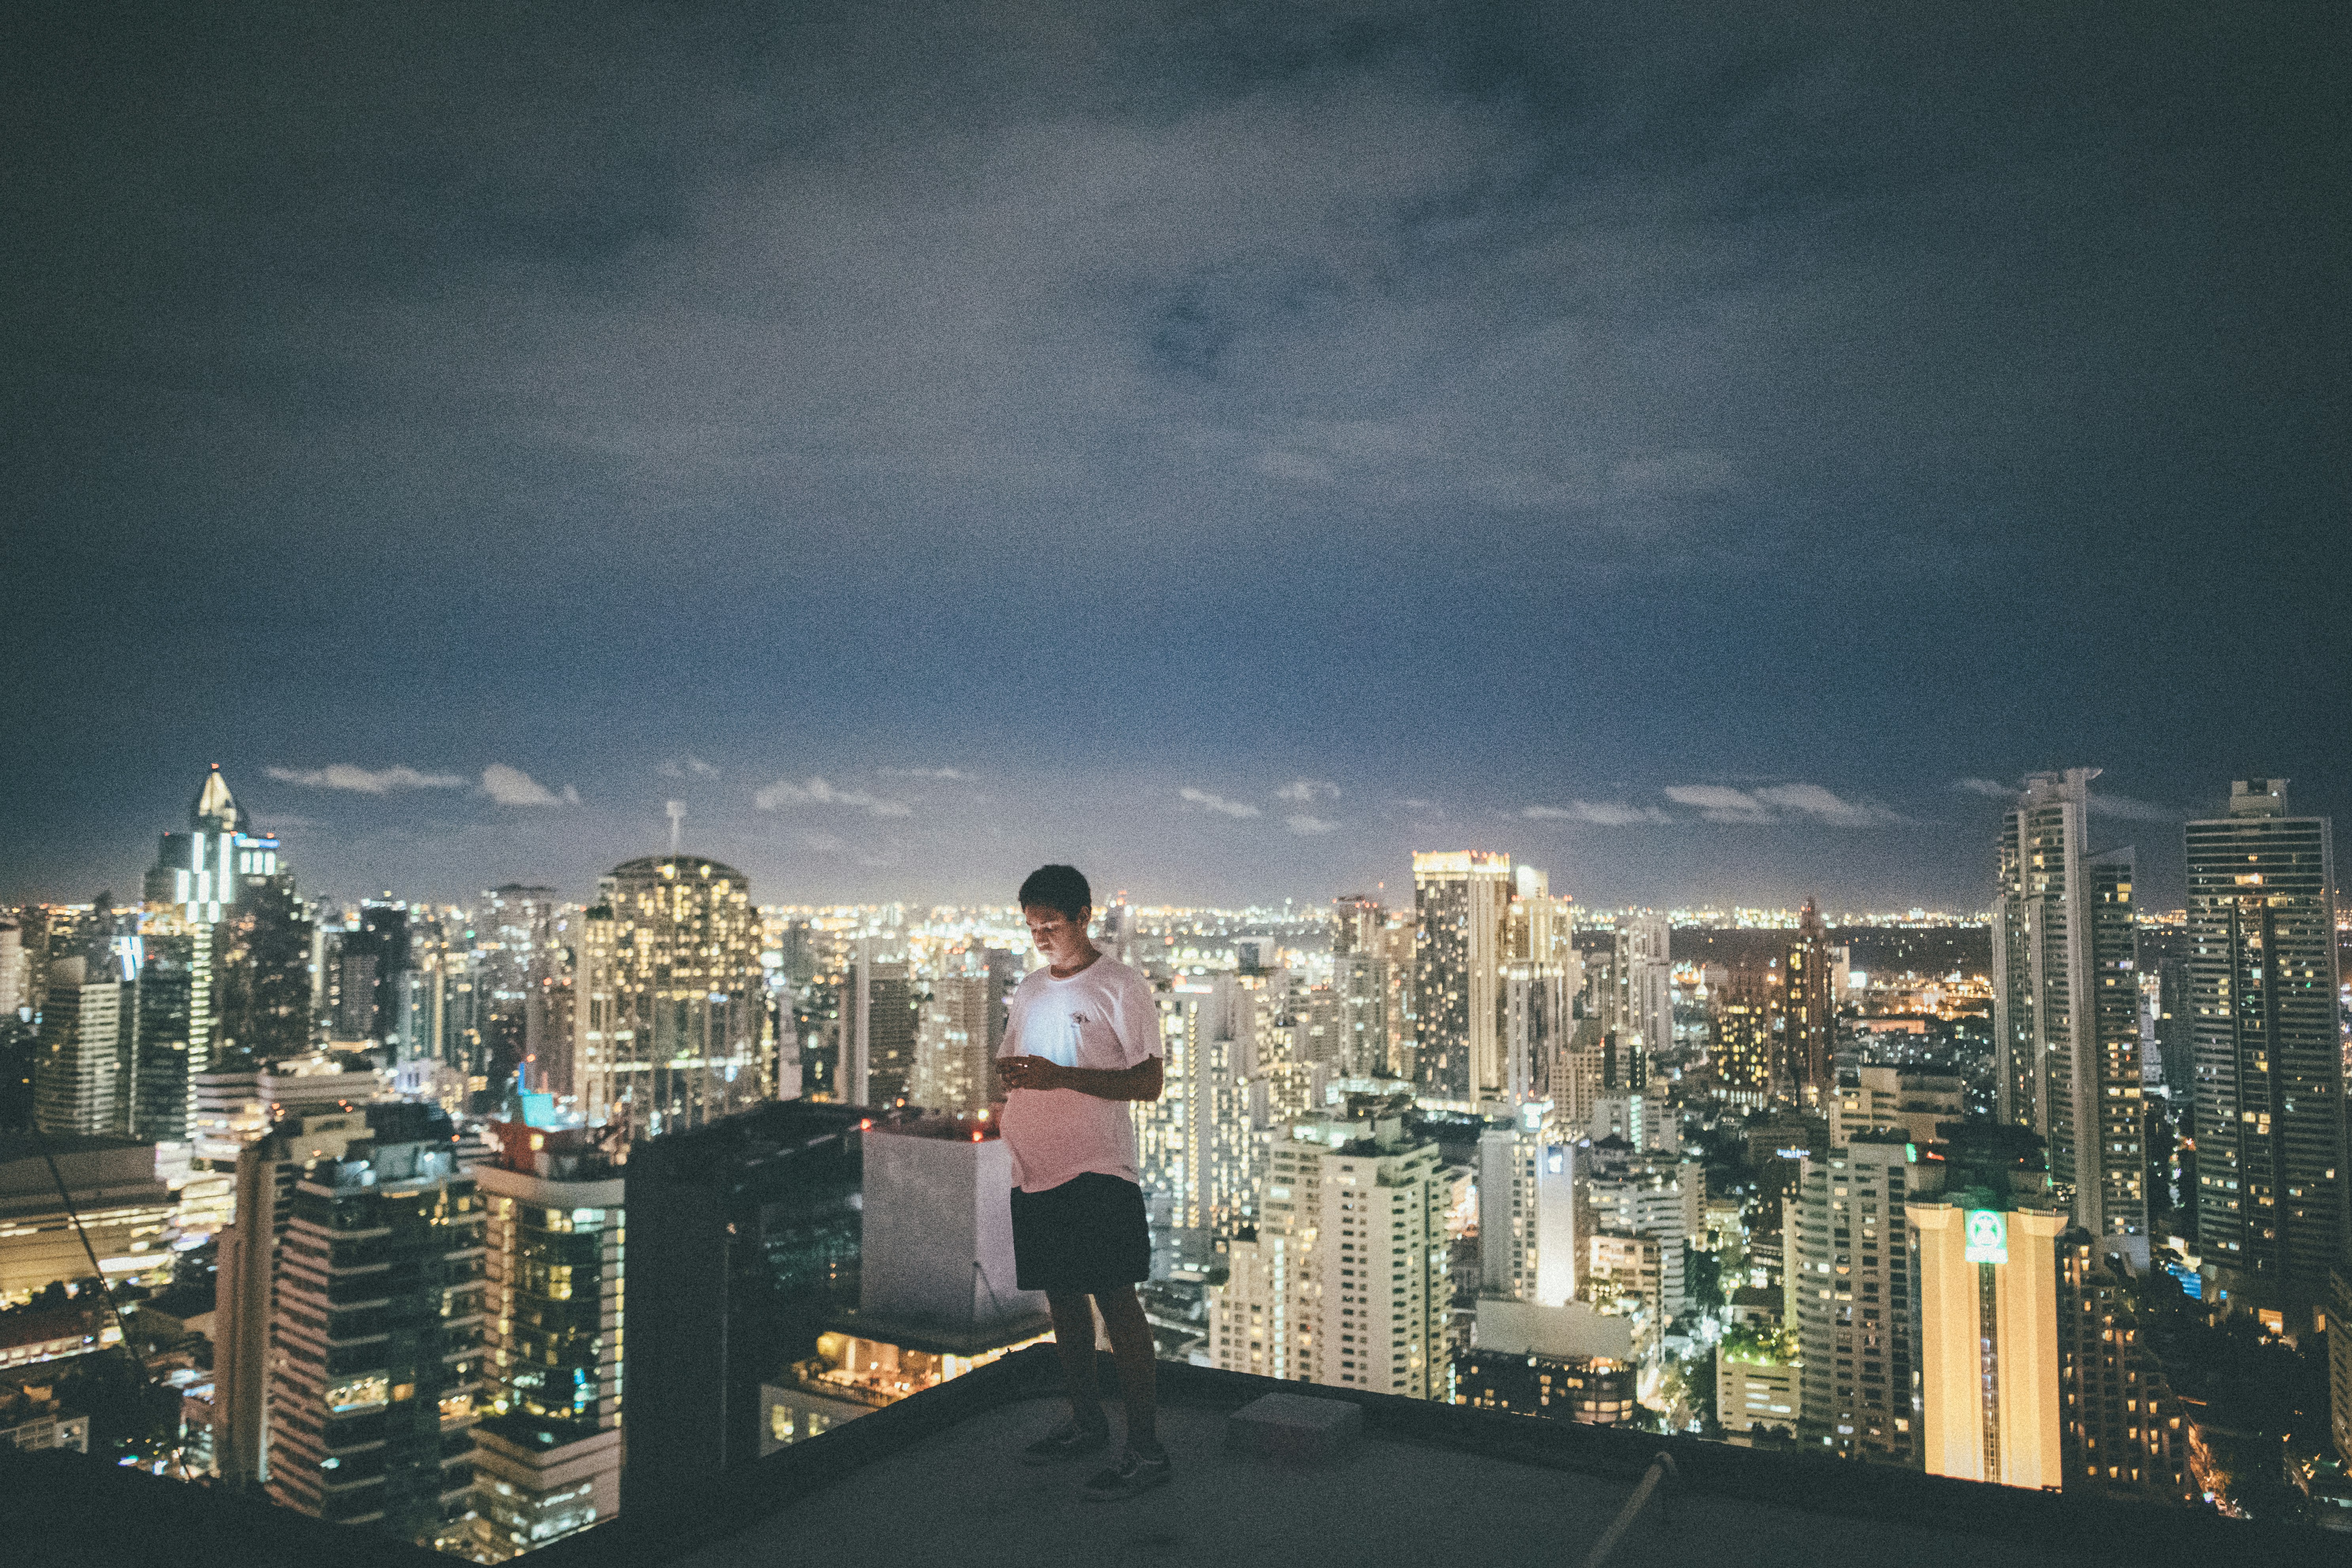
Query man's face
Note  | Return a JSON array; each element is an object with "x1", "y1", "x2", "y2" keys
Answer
[{"x1": 1024, "y1": 903, "x2": 1092, "y2": 968}]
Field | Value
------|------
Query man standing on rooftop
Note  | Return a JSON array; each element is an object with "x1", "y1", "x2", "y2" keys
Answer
[{"x1": 994, "y1": 863, "x2": 1169, "y2": 1499}]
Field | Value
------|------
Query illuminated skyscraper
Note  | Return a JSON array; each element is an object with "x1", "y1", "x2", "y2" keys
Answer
[
  {"x1": 2184, "y1": 778, "x2": 2343, "y2": 1326},
  {"x1": 143, "y1": 766, "x2": 288, "y2": 1087},
  {"x1": 1142, "y1": 973, "x2": 1262, "y2": 1272},
  {"x1": 1783, "y1": 899, "x2": 1835, "y2": 1103},
  {"x1": 1989, "y1": 770, "x2": 2146, "y2": 1256},
  {"x1": 1711, "y1": 979, "x2": 1773, "y2": 1103},
  {"x1": 469, "y1": 1120, "x2": 624, "y2": 1560},
  {"x1": 573, "y1": 857, "x2": 769, "y2": 1137},
  {"x1": 1411, "y1": 851, "x2": 1512, "y2": 1103},
  {"x1": 265, "y1": 1103, "x2": 484, "y2": 1543},
  {"x1": 1907, "y1": 1124, "x2": 2070, "y2": 1490}
]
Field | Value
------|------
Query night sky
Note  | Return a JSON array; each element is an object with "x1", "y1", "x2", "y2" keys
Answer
[{"x1": 4, "y1": 3, "x2": 2344, "y2": 914}]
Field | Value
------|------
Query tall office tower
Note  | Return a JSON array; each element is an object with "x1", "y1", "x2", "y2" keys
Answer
[
  {"x1": 265, "y1": 1104, "x2": 484, "y2": 1543},
  {"x1": 574, "y1": 857, "x2": 768, "y2": 1137},
  {"x1": 212, "y1": 874, "x2": 314, "y2": 1065},
  {"x1": 1990, "y1": 769, "x2": 2147, "y2": 1254},
  {"x1": 1476, "y1": 1118, "x2": 1579, "y2": 1305},
  {"x1": 1907, "y1": 1124, "x2": 2070, "y2": 1490},
  {"x1": 33, "y1": 954, "x2": 126, "y2": 1136},
  {"x1": 1501, "y1": 963, "x2": 1572, "y2": 1108},
  {"x1": 480, "y1": 885, "x2": 562, "y2": 1090},
  {"x1": 1411, "y1": 851, "x2": 1513, "y2": 1103},
  {"x1": 2056, "y1": 1230, "x2": 2193, "y2": 1504},
  {"x1": 1788, "y1": 1132, "x2": 1915, "y2": 1464},
  {"x1": 1711, "y1": 978, "x2": 1773, "y2": 1103},
  {"x1": 344, "y1": 900, "x2": 412, "y2": 1053},
  {"x1": 910, "y1": 964, "x2": 1003, "y2": 1115},
  {"x1": 1205, "y1": 1101, "x2": 1448, "y2": 1396},
  {"x1": 846, "y1": 948, "x2": 917, "y2": 1108},
  {"x1": 1585, "y1": 1144, "x2": 1702, "y2": 1324},
  {"x1": 2185, "y1": 778, "x2": 2343, "y2": 1324},
  {"x1": 129, "y1": 929, "x2": 195, "y2": 1142},
  {"x1": 213, "y1": 1103, "x2": 377, "y2": 1486},
  {"x1": 1783, "y1": 899, "x2": 1836, "y2": 1104},
  {"x1": 1615, "y1": 914, "x2": 1674, "y2": 1060},
  {"x1": 1330, "y1": 895, "x2": 1391, "y2": 1081},
  {"x1": 334, "y1": 934, "x2": 380, "y2": 1042},
  {"x1": 623, "y1": 1101, "x2": 865, "y2": 1513},
  {"x1": 469, "y1": 1121, "x2": 624, "y2": 1561}
]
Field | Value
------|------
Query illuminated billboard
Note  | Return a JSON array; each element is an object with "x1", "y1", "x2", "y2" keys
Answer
[{"x1": 1964, "y1": 1209, "x2": 2008, "y2": 1264}]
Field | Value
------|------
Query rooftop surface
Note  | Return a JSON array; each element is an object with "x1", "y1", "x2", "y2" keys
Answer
[
  {"x1": 2, "y1": 1348, "x2": 2339, "y2": 1568},
  {"x1": 544, "y1": 1349, "x2": 2337, "y2": 1568}
]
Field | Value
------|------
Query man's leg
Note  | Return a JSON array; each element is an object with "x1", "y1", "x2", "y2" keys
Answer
[
  {"x1": 1046, "y1": 1290, "x2": 1107, "y2": 1430},
  {"x1": 1092, "y1": 1285, "x2": 1158, "y2": 1451}
]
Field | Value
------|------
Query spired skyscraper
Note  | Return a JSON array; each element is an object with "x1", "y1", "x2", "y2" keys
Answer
[
  {"x1": 573, "y1": 856, "x2": 770, "y2": 1137},
  {"x1": 2184, "y1": 778, "x2": 2343, "y2": 1328},
  {"x1": 1989, "y1": 769, "x2": 2147, "y2": 1260}
]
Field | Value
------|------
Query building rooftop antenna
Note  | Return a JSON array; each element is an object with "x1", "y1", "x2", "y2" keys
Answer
[{"x1": 666, "y1": 799, "x2": 686, "y2": 854}]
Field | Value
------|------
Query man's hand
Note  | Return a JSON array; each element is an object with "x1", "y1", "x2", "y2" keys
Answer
[
  {"x1": 995, "y1": 1055, "x2": 1164, "y2": 1103},
  {"x1": 996, "y1": 1055, "x2": 1066, "y2": 1093}
]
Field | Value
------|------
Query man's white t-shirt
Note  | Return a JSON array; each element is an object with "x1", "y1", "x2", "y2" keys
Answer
[{"x1": 997, "y1": 955, "x2": 1161, "y2": 1193}]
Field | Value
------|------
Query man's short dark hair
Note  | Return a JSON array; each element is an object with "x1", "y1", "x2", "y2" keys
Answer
[{"x1": 1018, "y1": 864, "x2": 1092, "y2": 921}]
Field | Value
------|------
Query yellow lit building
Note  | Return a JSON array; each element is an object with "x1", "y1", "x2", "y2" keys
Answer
[{"x1": 1909, "y1": 1197, "x2": 2070, "y2": 1488}]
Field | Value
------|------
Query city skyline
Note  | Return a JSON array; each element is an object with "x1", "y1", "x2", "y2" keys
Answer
[
  {"x1": 4, "y1": 4, "x2": 2344, "y2": 913},
  {"x1": 0, "y1": 755, "x2": 2322, "y2": 917}
]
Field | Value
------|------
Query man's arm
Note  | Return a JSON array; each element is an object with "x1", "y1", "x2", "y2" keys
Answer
[{"x1": 996, "y1": 1055, "x2": 1163, "y2": 1102}]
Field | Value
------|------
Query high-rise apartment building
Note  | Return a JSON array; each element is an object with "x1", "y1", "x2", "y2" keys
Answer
[
  {"x1": 1784, "y1": 899, "x2": 1836, "y2": 1103},
  {"x1": 846, "y1": 947, "x2": 917, "y2": 1108},
  {"x1": 2057, "y1": 1230, "x2": 2193, "y2": 1504},
  {"x1": 1206, "y1": 1101, "x2": 1448, "y2": 1397},
  {"x1": 1711, "y1": 980, "x2": 1773, "y2": 1102},
  {"x1": 213, "y1": 1103, "x2": 377, "y2": 1487},
  {"x1": 1990, "y1": 769, "x2": 2147, "y2": 1255},
  {"x1": 2184, "y1": 778, "x2": 2343, "y2": 1325},
  {"x1": 265, "y1": 1103, "x2": 484, "y2": 1543},
  {"x1": 910, "y1": 963, "x2": 1004, "y2": 1116},
  {"x1": 1411, "y1": 852, "x2": 1512, "y2": 1103},
  {"x1": 1141, "y1": 974, "x2": 1262, "y2": 1272},
  {"x1": 1585, "y1": 1144, "x2": 1702, "y2": 1327},
  {"x1": 469, "y1": 1120, "x2": 625, "y2": 1561},
  {"x1": 574, "y1": 857, "x2": 769, "y2": 1137},
  {"x1": 1788, "y1": 1132, "x2": 1915, "y2": 1463},
  {"x1": 1501, "y1": 963, "x2": 1572, "y2": 1109},
  {"x1": 1476, "y1": 1118, "x2": 1578, "y2": 1306},
  {"x1": 1330, "y1": 895, "x2": 1390, "y2": 1080}
]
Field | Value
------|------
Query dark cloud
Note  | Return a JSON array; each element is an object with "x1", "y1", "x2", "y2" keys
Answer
[{"x1": 2, "y1": 2, "x2": 2344, "y2": 910}]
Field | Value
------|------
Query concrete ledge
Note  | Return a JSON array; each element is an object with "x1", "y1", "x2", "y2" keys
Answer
[{"x1": 1227, "y1": 1391, "x2": 1364, "y2": 1463}]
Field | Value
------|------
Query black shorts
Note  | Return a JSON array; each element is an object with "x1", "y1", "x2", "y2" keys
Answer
[{"x1": 1009, "y1": 1173, "x2": 1150, "y2": 1294}]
